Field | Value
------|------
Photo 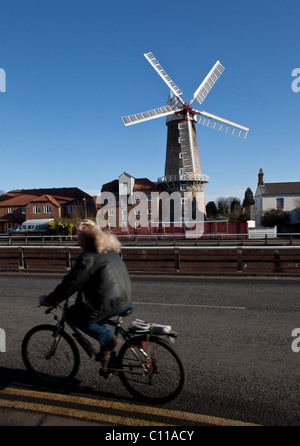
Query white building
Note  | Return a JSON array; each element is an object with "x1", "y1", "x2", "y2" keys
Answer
[{"x1": 254, "y1": 169, "x2": 300, "y2": 227}]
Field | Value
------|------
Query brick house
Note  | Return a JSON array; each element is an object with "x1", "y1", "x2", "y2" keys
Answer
[
  {"x1": 98, "y1": 172, "x2": 164, "y2": 231},
  {"x1": 0, "y1": 187, "x2": 96, "y2": 233},
  {"x1": 98, "y1": 172, "x2": 203, "y2": 234}
]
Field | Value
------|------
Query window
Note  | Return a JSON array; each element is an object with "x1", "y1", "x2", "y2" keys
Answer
[
  {"x1": 147, "y1": 195, "x2": 153, "y2": 201},
  {"x1": 181, "y1": 198, "x2": 187, "y2": 204},
  {"x1": 21, "y1": 207, "x2": 25, "y2": 214},
  {"x1": 148, "y1": 209, "x2": 153, "y2": 215},
  {"x1": 180, "y1": 184, "x2": 187, "y2": 191},
  {"x1": 33, "y1": 206, "x2": 40, "y2": 214},
  {"x1": 276, "y1": 198, "x2": 284, "y2": 210},
  {"x1": 134, "y1": 195, "x2": 140, "y2": 203},
  {"x1": 134, "y1": 209, "x2": 140, "y2": 215},
  {"x1": 67, "y1": 205, "x2": 75, "y2": 214},
  {"x1": 179, "y1": 168, "x2": 185, "y2": 175},
  {"x1": 44, "y1": 205, "x2": 52, "y2": 214},
  {"x1": 108, "y1": 210, "x2": 115, "y2": 216},
  {"x1": 8, "y1": 207, "x2": 12, "y2": 214},
  {"x1": 179, "y1": 152, "x2": 183, "y2": 159}
]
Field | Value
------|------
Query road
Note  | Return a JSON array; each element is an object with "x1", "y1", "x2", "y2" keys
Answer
[{"x1": 0, "y1": 272, "x2": 299, "y2": 426}]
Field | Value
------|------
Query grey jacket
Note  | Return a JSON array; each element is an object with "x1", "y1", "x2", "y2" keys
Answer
[{"x1": 47, "y1": 250, "x2": 132, "y2": 325}]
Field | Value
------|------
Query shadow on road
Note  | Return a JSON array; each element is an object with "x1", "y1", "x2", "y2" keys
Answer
[{"x1": 0, "y1": 366, "x2": 135, "y2": 403}]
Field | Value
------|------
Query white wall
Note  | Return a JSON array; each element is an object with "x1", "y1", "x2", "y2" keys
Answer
[{"x1": 255, "y1": 191, "x2": 300, "y2": 227}]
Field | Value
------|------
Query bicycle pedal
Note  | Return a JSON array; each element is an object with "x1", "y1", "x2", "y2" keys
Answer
[{"x1": 99, "y1": 368, "x2": 112, "y2": 379}]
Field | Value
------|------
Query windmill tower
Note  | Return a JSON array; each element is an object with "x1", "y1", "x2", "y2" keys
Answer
[{"x1": 122, "y1": 52, "x2": 249, "y2": 219}]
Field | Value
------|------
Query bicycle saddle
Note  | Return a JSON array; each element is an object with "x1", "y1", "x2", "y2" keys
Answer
[{"x1": 119, "y1": 306, "x2": 133, "y2": 317}]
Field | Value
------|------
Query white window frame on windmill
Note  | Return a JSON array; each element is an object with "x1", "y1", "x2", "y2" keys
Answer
[{"x1": 0, "y1": 68, "x2": 6, "y2": 93}]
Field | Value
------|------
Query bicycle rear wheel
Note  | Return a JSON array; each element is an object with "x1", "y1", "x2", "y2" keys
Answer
[
  {"x1": 22, "y1": 324, "x2": 80, "y2": 385},
  {"x1": 118, "y1": 335, "x2": 185, "y2": 404}
]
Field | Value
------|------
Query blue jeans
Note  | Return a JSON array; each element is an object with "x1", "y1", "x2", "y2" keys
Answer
[{"x1": 81, "y1": 305, "x2": 132, "y2": 346}]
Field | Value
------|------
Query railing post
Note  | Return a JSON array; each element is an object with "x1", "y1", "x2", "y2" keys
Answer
[
  {"x1": 18, "y1": 247, "x2": 24, "y2": 269},
  {"x1": 237, "y1": 247, "x2": 243, "y2": 272},
  {"x1": 174, "y1": 247, "x2": 180, "y2": 272},
  {"x1": 65, "y1": 248, "x2": 71, "y2": 269}
]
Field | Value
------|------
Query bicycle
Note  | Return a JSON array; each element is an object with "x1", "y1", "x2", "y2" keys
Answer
[{"x1": 21, "y1": 301, "x2": 185, "y2": 404}]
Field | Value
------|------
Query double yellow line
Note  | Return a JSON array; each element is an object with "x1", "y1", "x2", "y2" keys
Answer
[{"x1": 0, "y1": 387, "x2": 260, "y2": 426}]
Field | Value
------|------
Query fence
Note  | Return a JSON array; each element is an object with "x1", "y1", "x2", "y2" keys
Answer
[
  {"x1": 1, "y1": 233, "x2": 300, "y2": 247},
  {"x1": 0, "y1": 246, "x2": 300, "y2": 275}
]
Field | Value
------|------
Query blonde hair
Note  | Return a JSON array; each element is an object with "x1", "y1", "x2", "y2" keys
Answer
[{"x1": 77, "y1": 220, "x2": 121, "y2": 254}]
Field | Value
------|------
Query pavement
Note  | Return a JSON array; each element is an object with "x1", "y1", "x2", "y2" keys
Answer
[{"x1": 0, "y1": 407, "x2": 112, "y2": 426}]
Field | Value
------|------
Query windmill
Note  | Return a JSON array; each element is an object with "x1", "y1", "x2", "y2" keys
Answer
[{"x1": 121, "y1": 52, "x2": 249, "y2": 216}]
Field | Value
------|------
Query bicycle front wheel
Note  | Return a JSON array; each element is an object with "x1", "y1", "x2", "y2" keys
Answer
[
  {"x1": 118, "y1": 335, "x2": 185, "y2": 404},
  {"x1": 22, "y1": 324, "x2": 80, "y2": 385}
]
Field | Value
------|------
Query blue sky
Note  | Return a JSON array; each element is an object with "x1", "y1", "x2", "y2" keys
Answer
[{"x1": 0, "y1": 0, "x2": 299, "y2": 204}]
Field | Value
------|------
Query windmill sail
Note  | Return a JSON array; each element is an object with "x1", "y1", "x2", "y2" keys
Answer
[
  {"x1": 189, "y1": 61, "x2": 225, "y2": 106},
  {"x1": 178, "y1": 118, "x2": 196, "y2": 173},
  {"x1": 122, "y1": 105, "x2": 184, "y2": 126},
  {"x1": 198, "y1": 111, "x2": 249, "y2": 139},
  {"x1": 144, "y1": 52, "x2": 185, "y2": 105}
]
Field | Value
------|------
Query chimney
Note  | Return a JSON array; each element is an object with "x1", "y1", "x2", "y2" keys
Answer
[{"x1": 258, "y1": 168, "x2": 264, "y2": 186}]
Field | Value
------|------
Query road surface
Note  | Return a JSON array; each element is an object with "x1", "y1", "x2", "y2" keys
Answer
[{"x1": 0, "y1": 273, "x2": 299, "y2": 426}]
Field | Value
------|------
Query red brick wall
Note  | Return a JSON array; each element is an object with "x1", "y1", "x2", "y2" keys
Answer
[{"x1": 25, "y1": 202, "x2": 61, "y2": 220}]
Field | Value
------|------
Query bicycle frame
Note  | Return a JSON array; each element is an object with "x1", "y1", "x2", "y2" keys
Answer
[
  {"x1": 23, "y1": 301, "x2": 185, "y2": 402},
  {"x1": 45, "y1": 301, "x2": 179, "y2": 376},
  {"x1": 45, "y1": 302, "x2": 135, "y2": 364}
]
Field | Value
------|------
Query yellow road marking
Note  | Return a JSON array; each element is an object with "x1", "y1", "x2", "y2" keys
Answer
[
  {"x1": 0, "y1": 387, "x2": 260, "y2": 426},
  {"x1": 0, "y1": 398, "x2": 171, "y2": 426}
]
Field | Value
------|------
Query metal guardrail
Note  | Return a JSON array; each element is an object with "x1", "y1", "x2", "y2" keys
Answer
[
  {"x1": 0, "y1": 235, "x2": 78, "y2": 246},
  {"x1": 117, "y1": 233, "x2": 300, "y2": 246},
  {"x1": 1, "y1": 233, "x2": 300, "y2": 247},
  {"x1": 1, "y1": 245, "x2": 300, "y2": 275}
]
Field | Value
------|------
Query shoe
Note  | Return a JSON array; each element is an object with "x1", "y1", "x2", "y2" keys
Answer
[{"x1": 96, "y1": 336, "x2": 120, "y2": 362}]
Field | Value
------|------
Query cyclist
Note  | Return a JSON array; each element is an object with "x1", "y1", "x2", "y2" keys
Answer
[{"x1": 39, "y1": 219, "x2": 132, "y2": 361}]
